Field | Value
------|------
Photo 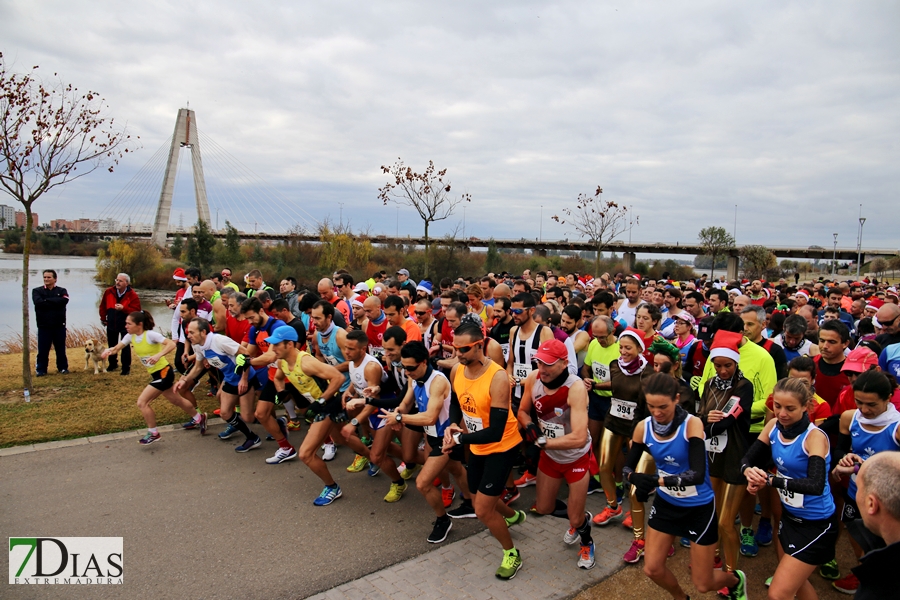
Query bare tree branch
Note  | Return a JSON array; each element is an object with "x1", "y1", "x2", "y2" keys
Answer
[{"x1": 551, "y1": 186, "x2": 633, "y2": 275}]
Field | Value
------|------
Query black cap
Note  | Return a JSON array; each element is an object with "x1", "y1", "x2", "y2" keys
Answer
[{"x1": 696, "y1": 316, "x2": 716, "y2": 342}]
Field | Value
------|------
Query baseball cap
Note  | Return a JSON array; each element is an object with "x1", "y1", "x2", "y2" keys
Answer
[
  {"x1": 172, "y1": 268, "x2": 188, "y2": 281},
  {"x1": 432, "y1": 298, "x2": 442, "y2": 315},
  {"x1": 674, "y1": 312, "x2": 696, "y2": 327},
  {"x1": 397, "y1": 269, "x2": 410, "y2": 277},
  {"x1": 842, "y1": 347, "x2": 879, "y2": 374},
  {"x1": 696, "y1": 316, "x2": 716, "y2": 342},
  {"x1": 264, "y1": 326, "x2": 298, "y2": 345},
  {"x1": 353, "y1": 282, "x2": 369, "y2": 293},
  {"x1": 534, "y1": 339, "x2": 568, "y2": 364}
]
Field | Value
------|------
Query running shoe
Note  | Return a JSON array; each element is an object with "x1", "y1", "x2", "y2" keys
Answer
[
  {"x1": 505, "y1": 510, "x2": 526, "y2": 527},
  {"x1": 218, "y1": 423, "x2": 240, "y2": 440},
  {"x1": 276, "y1": 416, "x2": 289, "y2": 441},
  {"x1": 367, "y1": 462, "x2": 381, "y2": 477},
  {"x1": 578, "y1": 543, "x2": 596, "y2": 570},
  {"x1": 819, "y1": 559, "x2": 840, "y2": 580},
  {"x1": 400, "y1": 464, "x2": 422, "y2": 480},
  {"x1": 495, "y1": 549, "x2": 522, "y2": 580},
  {"x1": 502, "y1": 488, "x2": 520, "y2": 505},
  {"x1": 514, "y1": 472, "x2": 537, "y2": 488},
  {"x1": 313, "y1": 484, "x2": 342, "y2": 506},
  {"x1": 198, "y1": 412, "x2": 207, "y2": 435},
  {"x1": 361, "y1": 436, "x2": 373, "y2": 448},
  {"x1": 623, "y1": 510, "x2": 633, "y2": 529},
  {"x1": 442, "y1": 487, "x2": 456, "y2": 508},
  {"x1": 447, "y1": 502, "x2": 477, "y2": 519},
  {"x1": 564, "y1": 512, "x2": 592, "y2": 545},
  {"x1": 433, "y1": 477, "x2": 442, "y2": 487},
  {"x1": 739, "y1": 527, "x2": 758, "y2": 557},
  {"x1": 384, "y1": 481, "x2": 408, "y2": 503},
  {"x1": 587, "y1": 476, "x2": 603, "y2": 495},
  {"x1": 213, "y1": 408, "x2": 221, "y2": 416},
  {"x1": 616, "y1": 482, "x2": 625, "y2": 505},
  {"x1": 765, "y1": 576, "x2": 772, "y2": 588},
  {"x1": 427, "y1": 517, "x2": 452, "y2": 544},
  {"x1": 139, "y1": 432, "x2": 160, "y2": 445},
  {"x1": 680, "y1": 537, "x2": 691, "y2": 548},
  {"x1": 235, "y1": 436, "x2": 262, "y2": 453},
  {"x1": 592, "y1": 505, "x2": 623, "y2": 526},
  {"x1": 622, "y1": 539, "x2": 645, "y2": 564},
  {"x1": 346, "y1": 454, "x2": 369, "y2": 473},
  {"x1": 286, "y1": 419, "x2": 303, "y2": 431},
  {"x1": 668, "y1": 545, "x2": 675, "y2": 557},
  {"x1": 832, "y1": 572, "x2": 858, "y2": 594},
  {"x1": 754, "y1": 502, "x2": 762, "y2": 515},
  {"x1": 182, "y1": 419, "x2": 198, "y2": 430},
  {"x1": 265, "y1": 446, "x2": 298, "y2": 464},
  {"x1": 755, "y1": 520, "x2": 774, "y2": 546},
  {"x1": 726, "y1": 569, "x2": 747, "y2": 600},
  {"x1": 322, "y1": 442, "x2": 336, "y2": 461}
]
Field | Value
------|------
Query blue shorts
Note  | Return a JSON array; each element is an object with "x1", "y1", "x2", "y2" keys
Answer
[{"x1": 588, "y1": 391, "x2": 611, "y2": 421}]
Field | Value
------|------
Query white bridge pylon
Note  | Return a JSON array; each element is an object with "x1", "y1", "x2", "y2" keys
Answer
[{"x1": 151, "y1": 108, "x2": 211, "y2": 247}]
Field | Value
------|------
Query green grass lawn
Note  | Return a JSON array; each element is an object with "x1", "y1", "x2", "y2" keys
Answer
[{"x1": 0, "y1": 347, "x2": 219, "y2": 448}]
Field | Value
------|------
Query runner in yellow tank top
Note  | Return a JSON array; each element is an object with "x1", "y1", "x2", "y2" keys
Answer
[{"x1": 442, "y1": 323, "x2": 525, "y2": 580}]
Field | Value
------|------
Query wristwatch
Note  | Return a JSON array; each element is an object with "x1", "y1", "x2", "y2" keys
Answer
[
  {"x1": 452, "y1": 432, "x2": 462, "y2": 445},
  {"x1": 536, "y1": 436, "x2": 548, "y2": 448},
  {"x1": 395, "y1": 413, "x2": 403, "y2": 423},
  {"x1": 350, "y1": 418, "x2": 359, "y2": 427}
]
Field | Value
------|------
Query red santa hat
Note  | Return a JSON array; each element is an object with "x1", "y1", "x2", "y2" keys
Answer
[{"x1": 709, "y1": 330, "x2": 742, "y2": 363}]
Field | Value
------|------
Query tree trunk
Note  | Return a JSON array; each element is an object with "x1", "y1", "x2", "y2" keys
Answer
[
  {"x1": 710, "y1": 252, "x2": 716, "y2": 279},
  {"x1": 423, "y1": 221, "x2": 430, "y2": 279},
  {"x1": 594, "y1": 245, "x2": 601, "y2": 279},
  {"x1": 22, "y1": 203, "x2": 34, "y2": 396}
]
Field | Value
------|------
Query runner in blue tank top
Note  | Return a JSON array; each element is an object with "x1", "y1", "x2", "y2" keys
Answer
[
  {"x1": 624, "y1": 373, "x2": 748, "y2": 600},
  {"x1": 741, "y1": 377, "x2": 838, "y2": 600}
]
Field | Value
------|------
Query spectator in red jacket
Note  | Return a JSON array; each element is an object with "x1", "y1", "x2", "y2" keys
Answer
[{"x1": 99, "y1": 273, "x2": 142, "y2": 375}]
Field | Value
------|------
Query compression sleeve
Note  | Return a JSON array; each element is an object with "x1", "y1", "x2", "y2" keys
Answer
[
  {"x1": 622, "y1": 441, "x2": 649, "y2": 480},
  {"x1": 661, "y1": 437, "x2": 707, "y2": 488},
  {"x1": 837, "y1": 433, "x2": 852, "y2": 457},
  {"x1": 818, "y1": 413, "x2": 841, "y2": 437},
  {"x1": 770, "y1": 455, "x2": 828, "y2": 496},
  {"x1": 449, "y1": 394, "x2": 463, "y2": 424},
  {"x1": 458, "y1": 407, "x2": 509, "y2": 445},
  {"x1": 740, "y1": 438, "x2": 772, "y2": 474},
  {"x1": 366, "y1": 396, "x2": 403, "y2": 410}
]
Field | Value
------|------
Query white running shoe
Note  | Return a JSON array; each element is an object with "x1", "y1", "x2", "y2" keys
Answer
[
  {"x1": 266, "y1": 446, "x2": 298, "y2": 464},
  {"x1": 322, "y1": 442, "x2": 337, "y2": 461}
]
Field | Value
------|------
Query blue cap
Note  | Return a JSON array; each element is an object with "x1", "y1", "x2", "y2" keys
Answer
[{"x1": 264, "y1": 325, "x2": 298, "y2": 344}]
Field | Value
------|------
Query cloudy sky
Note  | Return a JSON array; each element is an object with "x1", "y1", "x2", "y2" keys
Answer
[{"x1": 2, "y1": 1, "x2": 897, "y2": 250}]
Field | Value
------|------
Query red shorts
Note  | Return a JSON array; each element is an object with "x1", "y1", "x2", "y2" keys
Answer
[{"x1": 538, "y1": 449, "x2": 598, "y2": 484}]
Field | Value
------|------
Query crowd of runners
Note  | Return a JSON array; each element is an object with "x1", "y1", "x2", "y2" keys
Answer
[{"x1": 101, "y1": 266, "x2": 900, "y2": 597}]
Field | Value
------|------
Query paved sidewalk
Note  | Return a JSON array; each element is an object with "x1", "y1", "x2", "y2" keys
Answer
[{"x1": 307, "y1": 507, "x2": 633, "y2": 600}]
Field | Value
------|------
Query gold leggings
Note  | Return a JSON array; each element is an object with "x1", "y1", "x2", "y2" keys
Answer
[
  {"x1": 711, "y1": 477, "x2": 745, "y2": 572},
  {"x1": 598, "y1": 428, "x2": 656, "y2": 540}
]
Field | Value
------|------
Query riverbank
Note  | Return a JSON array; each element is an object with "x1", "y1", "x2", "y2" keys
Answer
[{"x1": 0, "y1": 347, "x2": 219, "y2": 448}]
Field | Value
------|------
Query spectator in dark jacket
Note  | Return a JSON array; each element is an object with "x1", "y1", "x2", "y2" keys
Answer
[
  {"x1": 99, "y1": 273, "x2": 142, "y2": 375},
  {"x1": 32, "y1": 269, "x2": 69, "y2": 376}
]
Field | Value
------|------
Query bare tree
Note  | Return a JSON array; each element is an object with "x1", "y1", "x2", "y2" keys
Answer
[
  {"x1": 0, "y1": 54, "x2": 138, "y2": 395},
  {"x1": 378, "y1": 158, "x2": 471, "y2": 278},
  {"x1": 552, "y1": 186, "x2": 632, "y2": 276}
]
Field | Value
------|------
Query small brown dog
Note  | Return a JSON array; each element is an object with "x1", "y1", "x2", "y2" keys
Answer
[{"x1": 84, "y1": 340, "x2": 107, "y2": 374}]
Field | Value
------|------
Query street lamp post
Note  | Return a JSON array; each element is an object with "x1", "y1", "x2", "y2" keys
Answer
[
  {"x1": 539, "y1": 205, "x2": 543, "y2": 242},
  {"x1": 857, "y1": 216, "x2": 866, "y2": 279},
  {"x1": 832, "y1": 233, "x2": 838, "y2": 276}
]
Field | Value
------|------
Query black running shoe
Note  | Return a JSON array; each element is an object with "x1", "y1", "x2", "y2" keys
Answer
[
  {"x1": 447, "y1": 502, "x2": 477, "y2": 519},
  {"x1": 427, "y1": 517, "x2": 452, "y2": 543}
]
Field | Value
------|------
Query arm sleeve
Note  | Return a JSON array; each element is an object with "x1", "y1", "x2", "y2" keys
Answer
[
  {"x1": 661, "y1": 437, "x2": 707, "y2": 487},
  {"x1": 622, "y1": 441, "x2": 649, "y2": 479},
  {"x1": 740, "y1": 438, "x2": 772, "y2": 474},
  {"x1": 459, "y1": 407, "x2": 508, "y2": 445},
  {"x1": 818, "y1": 413, "x2": 841, "y2": 437},
  {"x1": 836, "y1": 433, "x2": 852, "y2": 459},
  {"x1": 449, "y1": 394, "x2": 463, "y2": 423},
  {"x1": 770, "y1": 455, "x2": 827, "y2": 495},
  {"x1": 367, "y1": 396, "x2": 403, "y2": 410}
]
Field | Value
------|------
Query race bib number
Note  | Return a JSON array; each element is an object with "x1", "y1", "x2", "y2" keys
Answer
[
  {"x1": 501, "y1": 344, "x2": 510, "y2": 361},
  {"x1": 463, "y1": 414, "x2": 483, "y2": 433},
  {"x1": 324, "y1": 355, "x2": 339, "y2": 366},
  {"x1": 705, "y1": 431, "x2": 728, "y2": 454},
  {"x1": 267, "y1": 362, "x2": 278, "y2": 370},
  {"x1": 139, "y1": 355, "x2": 154, "y2": 367},
  {"x1": 538, "y1": 418, "x2": 565, "y2": 439},
  {"x1": 611, "y1": 398, "x2": 637, "y2": 421},
  {"x1": 424, "y1": 425, "x2": 438, "y2": 437},
  {"x1": 514, "y1": 364, "x2": 531, "y2": 381},
  {"x1": 302, "y1": 392, "x2": 317, "y2": 403},
  {"x1": 658, "y1": 469, "x2": 698, "y2": 498},
  {"x1": 592, "y1": 361, "x2": 609, "y2": 382},
  {"x1": 207, "y1": 356, "x2": 227, "y2": 369},
  {"x1": 776, "y1": 471, "x2": 805, "y2": 509}
]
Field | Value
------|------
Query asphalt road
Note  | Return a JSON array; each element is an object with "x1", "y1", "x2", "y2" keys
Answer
[{"x1": 1, "y1": 425, "x2": 489, "y2": 599}]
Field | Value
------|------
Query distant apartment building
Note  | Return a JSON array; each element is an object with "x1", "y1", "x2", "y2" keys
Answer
[
  {"x1": 48, "y1": 218, "x2": 99, "y2": 232},
  {"x1": 15, "y1": 211, "x2": 39, "y2": 228},
  {"x1": 0, "y1": 204, "x2": 15, "y2": 229}
]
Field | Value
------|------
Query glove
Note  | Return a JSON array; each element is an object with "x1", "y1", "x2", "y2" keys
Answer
[
  {"x1": 522, "y1": 423, "x2": 541, "y2": 444},
  {"x1": 689, "y1": 375, "x2": 702, "y2": 391},
  {"x1": 234, "y1": 353, "x2": 248, "y2": 374},
  {"x1": 630, "y1": 472, "x2": 659, "y2": 503}
]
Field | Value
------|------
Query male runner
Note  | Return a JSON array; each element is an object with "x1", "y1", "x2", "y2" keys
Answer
[{"x1": 615, "y1": 277, "x2": 644, "y2": 327}]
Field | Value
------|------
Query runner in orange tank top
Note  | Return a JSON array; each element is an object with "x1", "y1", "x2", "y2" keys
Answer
[{"x1": 442, "y1": 323, "x2": 525, "y2": 580}]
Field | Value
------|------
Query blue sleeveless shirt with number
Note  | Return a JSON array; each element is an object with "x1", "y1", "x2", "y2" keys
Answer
[
  {"x1": 316, "y1": 329, "x2": 350, "y2": 392},
  {"x1": 847, "y1": 411, "x2": 900, "y2": 500},
  {"x1": 413, "y1": 368, "x2": 451, "y2": 438},
  {"x1": 643, "y1": 415, "x2": 714, "y2": 507},
  {"x1": 769, "y1": 423, "x2": 835, "y2": 520}
]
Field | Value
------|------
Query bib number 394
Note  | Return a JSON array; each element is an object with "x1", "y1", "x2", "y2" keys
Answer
[{"x1": 611, "y1": 398, "x2": 637, "y2": 420}]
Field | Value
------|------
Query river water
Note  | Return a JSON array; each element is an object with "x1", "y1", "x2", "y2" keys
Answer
[{"x1": 0, "y1": 254, "x2": 172, "y2": 339}]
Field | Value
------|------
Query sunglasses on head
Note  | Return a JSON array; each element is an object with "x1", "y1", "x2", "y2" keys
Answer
[
  {"x1": 453, "y1": 342, "x2": 481, "y2": 353},
  {"x1": 510, "y1": 308, "x2": 526, "y2": 315}
]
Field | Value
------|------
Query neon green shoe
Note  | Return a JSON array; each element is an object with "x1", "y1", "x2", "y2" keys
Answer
[
  {"x1": 495, "y1": 548, "x2": 522, "y2": 580},
  {"x1": 505, "y1": 510, "x2": 526, "y2": 527},
  {"x1": 384, "y1": 481, "x2": 408, "y2": 503},
  {"x1": 400, "y1": 463, "x2": 422, "y2": 480},
  {"x1": 346, "y1": 454, "x2": 369, "y2": 473},
  {"x1": 819, "y1": 559, "x2": 840, "y2": 580}
]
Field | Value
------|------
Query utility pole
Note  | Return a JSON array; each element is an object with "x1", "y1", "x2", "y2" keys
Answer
[
  {"x1": 395, "y1": 206, "x2": 399, "y2": 237},
  {"x1": 539, "y1": 205, "x2": 543, "y2": 242},
  {"x1": 733, "y1": 204, "x2": 737, "y2": 243},
  {"x1": 832, "y1": 233, "x2": 838, "y2": 276},
  {"x1": 338, "y1": 202, "x2": 344, "y2": 227},
  {"x1": 463, "y1": 206, "x2": 466, "y2": 238},
  {"x1": 857, "y1": 206, "x2": 866, "y2": 279}
]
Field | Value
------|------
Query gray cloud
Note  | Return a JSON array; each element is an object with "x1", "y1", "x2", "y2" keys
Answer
[{"x1": 2, "y1": 1, "x2": 897, "y2": 249}]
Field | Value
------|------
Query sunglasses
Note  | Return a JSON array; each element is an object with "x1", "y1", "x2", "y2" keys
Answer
[
  {"x1": 453, "y1": 342, "x2": 481, "y2": 353},
  {"x1": 401, "y1": 362, "x2": 423, "y2": 372},
  {"x1": 414, "y1": 311, "x2": 427, "y2": 316},
  {"x1": 879, "y1": 316, "x2": 897, "y2": 328},
  {"x1": 509, "y1": 308, "x2": 526, "y2": 315}
]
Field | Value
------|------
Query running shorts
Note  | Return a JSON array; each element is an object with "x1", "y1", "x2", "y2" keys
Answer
[
  {"x1": 778, "y1": 508, "x2": 839, "y2": 566},
  {"x1": 588, "y1": 391, "x2": 611, "y2": 421},
  {"x1": 149, "y1": 366, "x2": 174, "y2": 391},
  {"x1": 648, "y1": 494, "x2": 718, "y2": 546},
  {"x1": 467, "y1": 445, "x2": 519, "y2": 497},
  {"x1": 426, "y1": 434, "x2": 464, "y2": 462},
  {"x1": 538, "y1": 449, "x2": 598, "y2": 484}
]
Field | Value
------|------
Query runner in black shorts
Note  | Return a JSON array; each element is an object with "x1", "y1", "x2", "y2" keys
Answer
[{"x1": 625, "y1": 373, "x2": 747, "y2": 600}]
